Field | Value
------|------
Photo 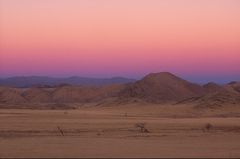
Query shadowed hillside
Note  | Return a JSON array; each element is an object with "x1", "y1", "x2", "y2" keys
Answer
[{"x1": 119, "y1": 72, "x2": 205, "y2": 103}]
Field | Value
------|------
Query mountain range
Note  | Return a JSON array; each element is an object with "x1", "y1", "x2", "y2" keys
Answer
[
  {"x1": 0, "y1": 72, "x2": 239, "y2": 109},
  {"x1": 0, "y1": 76, "x2": 136, "y2": 87}
]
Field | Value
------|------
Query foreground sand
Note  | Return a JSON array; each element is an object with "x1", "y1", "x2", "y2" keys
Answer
[{"x1": 0, "y1": 104, "x2": 240, "y2": 158}]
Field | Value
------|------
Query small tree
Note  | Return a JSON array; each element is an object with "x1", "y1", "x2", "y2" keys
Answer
[
  {"x1": 135, "y1": 123, "x2": 149, "y2": 133},
  {"x1": 57, "y1": 126, "x2": 64, "y2": 136}
]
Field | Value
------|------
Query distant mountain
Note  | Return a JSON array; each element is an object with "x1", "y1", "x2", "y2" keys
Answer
[
  {"x1": 0, "y1": 72, "x2": 239, "y2": 108},
  {"x1": 119, "y1": 72, "x2": 205, "y2": 103},
  {"x1": 0, "y1": 76, "x2": 136, "y2": 87}
]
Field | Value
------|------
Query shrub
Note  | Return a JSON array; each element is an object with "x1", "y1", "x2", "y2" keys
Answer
[
  {"x1": 205, "y1": 123, "x2": 213, "y2": 131},
  {"x1": 57, "y1": 126, "x2": 64, "y2": 136},
  {"x1": 135, "y1": 123, "x2": 150, "y2": 133}
]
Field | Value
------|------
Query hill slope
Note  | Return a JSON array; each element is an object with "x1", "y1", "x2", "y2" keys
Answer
[
  {"x1": 119, "y1": 72, "x2": 205, "y2": 103},
  {"x1": 177, "y1": 82, "x2": 240, "y2": 108}
]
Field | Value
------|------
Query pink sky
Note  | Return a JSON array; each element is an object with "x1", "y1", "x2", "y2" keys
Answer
[{"x1": 0, "y1": 0, "x2": 240, "y2": 82}]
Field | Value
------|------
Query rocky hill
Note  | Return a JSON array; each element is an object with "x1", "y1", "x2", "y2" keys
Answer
[{"x1": 119, "y1": 72, "x2": 205, "y2": 103}]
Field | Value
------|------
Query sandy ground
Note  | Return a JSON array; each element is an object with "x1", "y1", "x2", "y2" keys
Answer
[{"x1": 0, "y1": 104, "x2": 240, "y2": 158}]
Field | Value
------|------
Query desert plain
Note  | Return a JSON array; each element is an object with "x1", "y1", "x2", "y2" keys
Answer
[{"x1": 0, "y1": 103, "x2": 240, "y2": 158}]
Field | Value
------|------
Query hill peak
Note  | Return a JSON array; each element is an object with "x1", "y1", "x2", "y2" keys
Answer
[
  {"x1": 120, "y1": 72, "x2": 205, "y2": 103},
  {"x1": 142, "y1": 72, "x2": 182, "y2": 81},
  {"x1": 147, "y1": 72, "x2": 174, "y2": 76}
]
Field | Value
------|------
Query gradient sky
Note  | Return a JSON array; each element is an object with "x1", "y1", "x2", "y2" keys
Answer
[{"x1": 0, "y1": 0, "x2": 240, "y2": 83}]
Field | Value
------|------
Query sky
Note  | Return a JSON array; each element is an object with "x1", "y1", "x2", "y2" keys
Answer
[{"x1": 0, "y1": 0, "x2": 240, "y2": 83}]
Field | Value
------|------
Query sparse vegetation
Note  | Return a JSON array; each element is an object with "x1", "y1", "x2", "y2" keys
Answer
[
  {"x1": 135, "y1": 123, "x2": 150, "y2": 133},
  {"x1": 57, "y1": 126, "x2": 64, "y2": 136},
  {"x1": 204, "y1": 123, "x2": 213, "y2": 132},
  {"x1": 97, "y1": 129, "x2": 104, "y2": 136}
]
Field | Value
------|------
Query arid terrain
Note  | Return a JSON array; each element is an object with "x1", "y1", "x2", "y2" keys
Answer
[
  {"x1": 0, "y1": 72, "x2": 240, "y2": 158},
  {"x1": 1, "y1": 0, "x2": 240, "y2": 157},
  {"x1": 0, "y1": 105, "x2": 240, "y2": 158}
]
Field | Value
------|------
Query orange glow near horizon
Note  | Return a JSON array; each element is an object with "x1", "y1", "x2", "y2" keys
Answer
[{"x1": 0, "y1": 0, "x2": 240, "y2": 82}]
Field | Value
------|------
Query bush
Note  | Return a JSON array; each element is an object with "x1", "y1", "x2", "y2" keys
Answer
[
  {"x1": 205, "y1": 123, "x2": 213, "y2": 131},
  {"x1": 135, "y1": 123, "x2": 150, "y2": 133}
]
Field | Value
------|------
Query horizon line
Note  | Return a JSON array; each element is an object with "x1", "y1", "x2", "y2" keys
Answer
[{"x1": 0, "y1": 72, "x2": 239, "y2": 84}]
